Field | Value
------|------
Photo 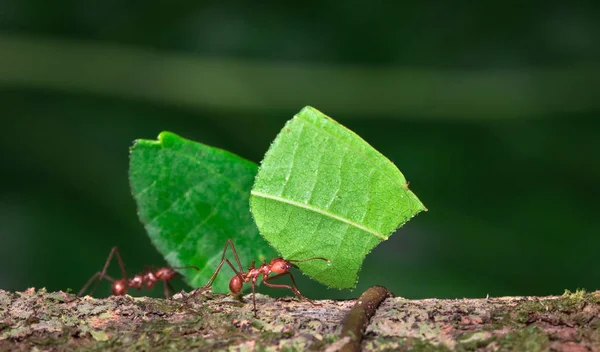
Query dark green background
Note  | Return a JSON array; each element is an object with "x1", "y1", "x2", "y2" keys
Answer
[{"x1": 1, "y1": 2, "x2": 599, "y2": 300}]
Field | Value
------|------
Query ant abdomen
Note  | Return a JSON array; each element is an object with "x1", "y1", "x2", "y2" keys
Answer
[
  {"x1": 229, "y1": 275, "x2": 243, "y2": 294},
  {"x1": 112, "y1": 279, "x2": 128, "y2": 296}
]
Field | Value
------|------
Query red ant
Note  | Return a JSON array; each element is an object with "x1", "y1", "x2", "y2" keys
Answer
[
  {"x1": 74, "y1": 246, "x2": 199, "y2": 300},
  {"x1": 189, "y1": 239, "x2": 329, "y2": 317}
]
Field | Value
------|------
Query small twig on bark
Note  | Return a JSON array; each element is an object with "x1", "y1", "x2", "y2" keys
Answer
[{"x1": 338, "y1": 285, "x2": 392, "y2": 352}]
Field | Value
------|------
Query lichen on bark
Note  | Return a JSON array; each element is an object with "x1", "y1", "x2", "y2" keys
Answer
[{"x1": 1, "y1": 288, "x2": 598, "y2": 351}]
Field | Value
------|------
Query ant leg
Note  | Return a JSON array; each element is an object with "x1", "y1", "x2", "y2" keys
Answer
[
  {"x1": 83, "y1": 247, "x2": 127, "y2": 297},
  {"x1": 82, "y1": 246, "x2": 126, "y2": 296},
  {"x1": 188, "y1": 239, "x2": 245, "y2": 297},
  {"x1": 162, "y1": 280, "x2": 170, "y2": 299},
  {"x1": 167, "y1": 281, "x2": 177, "y2": 299},
  {"x1": 72, "y1": 272, "x2": 116, "y2": 302},
  {"x1": 185, "y1": 259, "x2": 241, "y2": 302},
  {"x1": 211, "y1": 239, "x2": 243, "y2": 273},
  {"x1": 224, "y1": 239, "x2": 244, "y2": 273},
  {"x1": 251, "y1": 280, "x2": 258, "y2": 318},
  {"x1": 184, "y1": 241, "x2": 245, "y2": 303},
  {"x1": 163, "y1": 280, "x2": 175, "y2": 299},
  {"x1": 77, "y1": 247, "x2": 127, "y2": 297},
  {"x1": 105, "y1": 246, "x2": 128, "y2": 280},
  {"x1": 263, "y1": 272, "x2": 321, "y2": 306},
  {"x1": 203, "y1": 259, "x2": 243, "y2": 289}
]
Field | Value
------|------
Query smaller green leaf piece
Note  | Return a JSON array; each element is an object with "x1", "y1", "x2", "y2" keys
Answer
[
  {"x1": 129, "y1": 132, "x2": 277, "y2": 293},
  {"x1": 250, "y1": 107, "x2": 426, "y2": 289}
]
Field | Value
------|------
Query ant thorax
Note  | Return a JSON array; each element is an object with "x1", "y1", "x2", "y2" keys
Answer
[
  {"x1": 129, "y1": 275, "x2": 144, "y2": 289},
  {"x1": 143, "y1": 272, "x2": 157, "y2": 289},
  {"x1": 246, "y1": 267, "x2": 263, "y2": 281}
]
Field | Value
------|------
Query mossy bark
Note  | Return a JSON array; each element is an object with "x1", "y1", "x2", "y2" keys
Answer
[{"x1": 1, "y1": 288, "x2": 598, "y2": 351}]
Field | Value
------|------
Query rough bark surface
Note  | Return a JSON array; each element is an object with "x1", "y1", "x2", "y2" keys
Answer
[{"x1": 1, "y1": 288, "x2": 598, "y2": 351}]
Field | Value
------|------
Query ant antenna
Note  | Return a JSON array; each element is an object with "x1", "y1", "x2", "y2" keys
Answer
[{"x1": 288, "y1": 257, "x2": 329, "y2": 269}]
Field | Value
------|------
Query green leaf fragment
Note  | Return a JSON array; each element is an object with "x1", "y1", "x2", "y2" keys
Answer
[
  {"x1": 129, "y1": 131, "x2": 277, "y2": 293},
  {"x1": 250, "y1": 106, "x2": 426, "y2": 289}
]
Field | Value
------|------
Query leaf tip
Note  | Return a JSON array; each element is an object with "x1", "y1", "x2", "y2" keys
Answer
[
  {"x1": 414, "y1": 194, "x2": 428, "y2": 213},
  {"x1": 155, "y1": 131, "x2": 186, "y2": 149},
  {"x1": 296, "y1": 105, "x2": 324, "y2": 118},
  {"x1": 156, "y1": 131, "x2": 178, "y2": 143},
  {"x1": 130, "y1": 131, "x2": 180, "y2": 151},
  {"x1": 298, "y1": 105, "x2": 317, "y2": 113}
]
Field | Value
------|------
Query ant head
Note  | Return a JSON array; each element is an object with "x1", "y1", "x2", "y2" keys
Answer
[
  {"x1": 155, "y1": 267, "x2": 176, "y2": 281},
  {"x1": 269, "y1": 258, "x2": 294, "y2": 273}
]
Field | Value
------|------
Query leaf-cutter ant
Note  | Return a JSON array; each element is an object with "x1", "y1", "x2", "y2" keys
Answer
[
  {"x1": 74, "y1": 246, "x2": 199, "y2": 300},
  {"x1": 188, "y1": 239, "x2": 329, "y2": 317}
]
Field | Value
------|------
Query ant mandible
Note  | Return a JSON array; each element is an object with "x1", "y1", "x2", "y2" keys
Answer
[
  {"x1": 189, "y1": 239, "x2": 329, "y2": 317},
  {"x1": 74, "y1": 246, "x2": 199, "y2": 300}
]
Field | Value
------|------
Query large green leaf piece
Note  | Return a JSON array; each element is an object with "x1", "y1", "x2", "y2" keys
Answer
[
  {"x1": 129, "y1": 131, "x2": 277, "y2": 292},
  {"x1": 250, "y1": 106, "x2": 426, "y2": 289}
]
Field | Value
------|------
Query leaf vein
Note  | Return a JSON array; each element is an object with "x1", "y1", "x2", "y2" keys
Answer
[
  {"x1": 280, "y1": 122, "x2": 304, "y2": 195},
  {"x1": 250, "y1": 190, "x2": 386, "y2": 240},
  {"x1": 295, "y1": 113, "x2": 409, "y2": 193}
]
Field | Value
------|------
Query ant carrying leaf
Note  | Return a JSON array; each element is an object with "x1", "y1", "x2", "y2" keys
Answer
[{"x1": 188, "y1": 239, "x2": 329, "y2": 317}]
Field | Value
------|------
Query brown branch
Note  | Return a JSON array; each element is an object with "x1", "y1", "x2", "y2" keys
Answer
[
  {"x1": 338, "y1": 286, "x2": 392, "y2": 352},
  {"x1": 1, "y1": 288, "x2": 598, "y2": 351}
]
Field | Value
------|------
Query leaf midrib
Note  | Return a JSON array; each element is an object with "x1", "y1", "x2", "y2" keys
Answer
[{"x1": 250, "y1": 190, "x2": 387, "y2": 240}]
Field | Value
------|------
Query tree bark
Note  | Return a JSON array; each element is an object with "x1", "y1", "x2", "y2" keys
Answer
[{"x1": 1, "y1": 287, "x2": 598, "y2": 351}]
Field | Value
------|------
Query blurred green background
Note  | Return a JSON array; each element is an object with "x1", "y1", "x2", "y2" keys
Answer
[{"x1": 1, "y1": 2, "x2": 599, "y2": 300}]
